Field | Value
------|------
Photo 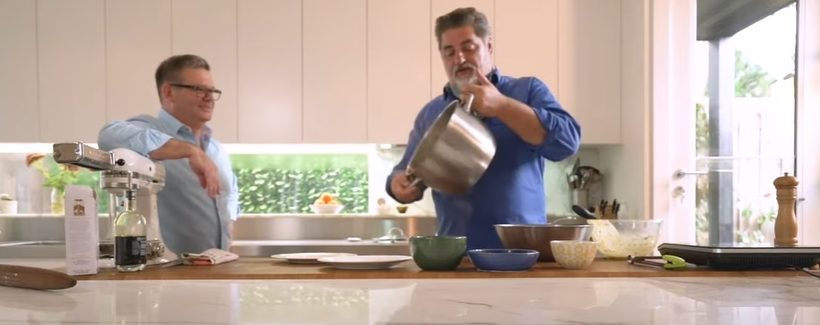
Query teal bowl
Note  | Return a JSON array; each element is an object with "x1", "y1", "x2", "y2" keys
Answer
[{"x1": 410, "y1": 235, "x2": 467, "y2": 270}]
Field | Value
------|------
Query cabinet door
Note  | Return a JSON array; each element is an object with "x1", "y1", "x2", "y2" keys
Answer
[
  {"x1": 558, "y1": 0, "x2": 621, "y2": 144},
  {"x1": 0, "y1": 0, "x2": 38, "y2": 142},
  {"x1": 237, "y1": 0, "x2": 302, "y2": 143},
  {"x1": 172, "y1": 0, "x2": 238, "y2": 142},
  {"x1": 303, "y1": 0, "x2": 367, "y2": 143},
  {"x1": 38, "y1": 0, "x2": 106, "y2": 143},
  {"x1": 106, "y1": 0, "x2": 171, "y2": 123},
  {"x1": 430, "y1": 0, "x2": 495, "y2": 97},
  {"x1": 495, "y1": 0, "x2": 558, "y2": 92},
  {"x1": 367, "y1": 0, "x2": 430, "y2": 144}
]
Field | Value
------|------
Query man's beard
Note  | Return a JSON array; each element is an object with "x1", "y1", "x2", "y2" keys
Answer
[{"x1": 450, "y1": 63, "x2": 478, "y2": 96}]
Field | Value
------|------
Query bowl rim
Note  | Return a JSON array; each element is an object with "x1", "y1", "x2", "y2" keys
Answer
[
  {"x1": 494, "y1": 223, "x2": 592, "y2": 229},
  {"x1": 588, "y1": 219, "x2": 663, "y2": 223},
  {"x1": 468, "y1": 248, "x2": 539, "y2": 255},
  {"x1": 549, "y1": 240, "x2": 599, "y2": 246},
  {"x1": 410, "y1": 235, "x2": 467, "y2": 240}
]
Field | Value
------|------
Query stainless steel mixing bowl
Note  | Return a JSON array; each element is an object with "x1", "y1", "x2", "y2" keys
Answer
[{"x1": 494, "y1": 224, "x2": 592, "y2": 262}]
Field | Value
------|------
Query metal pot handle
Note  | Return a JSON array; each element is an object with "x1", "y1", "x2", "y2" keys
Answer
[{"x1": 461, "y1": 93, "x2": 475, "y2": 113}]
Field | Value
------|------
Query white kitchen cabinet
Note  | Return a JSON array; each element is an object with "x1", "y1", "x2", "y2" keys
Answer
[
  {"x1": 0, "y1": 0, "x2": 38, "y2": 142},
  {"x1": 172, "y1": 0, "x2": 238, "y2": 142},
  {"x1": 105, "y1": 0, "x2": 171, "y2": 123},
  {"x1": 558, "y1": 0, "x2": 622, "y2": 144},
  {"x1": 37, "y1": 0, "x2": 106, "y2": 143},
  {"x1": 494, "y1": 0, "x2": 559, "y2": 93},
  {"x1": 302, "y1": 0, "x2": 367, "y2": 143},
  {"x1": 237, "y1": 0, "x2": 302, "y2": 143},
  {"x1": 430, "y1": 0, "x2": 495, "y2": 97},
  {"x1": 366, "y1": 0, "x2": 431, "y2": 144}
]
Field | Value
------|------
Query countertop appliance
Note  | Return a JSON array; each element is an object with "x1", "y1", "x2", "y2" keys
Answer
[
  {"x1": 658, "y1": 243, "x2": 820, "y2": 269},
  {"x1": 53, "y1": 142, "x2": 178, "y2": 266}
]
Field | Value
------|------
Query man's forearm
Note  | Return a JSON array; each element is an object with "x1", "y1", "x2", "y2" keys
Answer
[
  {"x1": 496, "y1": 98, "x2": 547, "y2": 145},
  {"x1": 148, "y1": 139, "x2": 200, "y2": 160}
]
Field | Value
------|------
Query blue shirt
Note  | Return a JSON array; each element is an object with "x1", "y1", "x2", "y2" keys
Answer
[
  {"x1": 387, "y1": 70, "x2": 581, "y2": 249},
  {"x1": 98, "y1": 109, "x2": 239, "y2": 254}
]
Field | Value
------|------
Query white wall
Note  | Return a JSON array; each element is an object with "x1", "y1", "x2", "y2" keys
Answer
[{"x1": 598, "y1": 0, "x2": 651, "y2": 220}]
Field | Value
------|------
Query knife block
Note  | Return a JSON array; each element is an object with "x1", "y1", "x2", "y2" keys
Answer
[{"x1": 773, "y1": 173, "x2": 799, "y2": 247}]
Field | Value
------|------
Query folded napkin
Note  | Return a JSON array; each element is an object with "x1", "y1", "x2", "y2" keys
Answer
[{"x1": 181, "y1": 248, "x2": 239, "y2": 266}]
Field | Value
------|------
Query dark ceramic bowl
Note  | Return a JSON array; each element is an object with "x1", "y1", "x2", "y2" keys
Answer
[
  {"x1": 467, "y1": 249, "x2": 539, "y2": 272},
  {"x1": 410, "y1": 235, "x2": 467, "y2": 270}
]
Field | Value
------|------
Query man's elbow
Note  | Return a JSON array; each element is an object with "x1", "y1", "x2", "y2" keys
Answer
[
  {"x1": 542, "y1": 128, "x2": 581, "y2": 161},
  {"x1": 97, "y1": 125, "x2": 117, "y2": 151}
]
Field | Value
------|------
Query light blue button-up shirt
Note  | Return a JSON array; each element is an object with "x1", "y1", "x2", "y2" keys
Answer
[
  {"x1": 98, "y1": 109, "x2": 239, "y2": 254},
  {"x1": 387, "y1": 69, "x2": 581, "y2": 249}
]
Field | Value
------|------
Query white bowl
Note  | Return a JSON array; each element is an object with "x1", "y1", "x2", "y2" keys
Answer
[
  {"x1": 0, "y1": 200, "x2": 17, "y2": 214},
  {"x1": 550, "y1": 240, "x2": 598, "y2": 269},
  {"x1": 310, "y1": 204, "x2": 344, "y2": 214}
]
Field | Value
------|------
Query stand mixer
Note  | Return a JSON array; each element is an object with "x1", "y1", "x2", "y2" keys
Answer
[{"x1": 53, "y1": 142, "x2": 179, "y2": 266}]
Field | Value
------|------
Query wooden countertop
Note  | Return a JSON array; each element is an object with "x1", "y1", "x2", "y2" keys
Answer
[{"x1": 73, "y1": 258, "x2": 810, "y2": 280}]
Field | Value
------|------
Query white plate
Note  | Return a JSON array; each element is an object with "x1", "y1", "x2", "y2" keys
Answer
[
  {"x1": 317, "y1": 255, "x2": 412, "y2": 270},
  {"x1": 271, "y1": 252, "x2": 357, "y2": 264}
]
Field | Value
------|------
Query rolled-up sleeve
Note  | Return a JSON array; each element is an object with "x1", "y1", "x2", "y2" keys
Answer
[
  {"x1": 97, "y1": 116, "x2": 173, "y2": 155},
  {"x1": 527, "y1": 78, "x2": 581, "y2": 161}
]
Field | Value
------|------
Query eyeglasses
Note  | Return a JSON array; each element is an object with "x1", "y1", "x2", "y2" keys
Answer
[{"x1": 170, "y1": 83, "x2": 222, "y2": 101}]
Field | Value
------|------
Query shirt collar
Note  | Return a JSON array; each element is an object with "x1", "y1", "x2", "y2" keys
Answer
[
  {"x1": 158, "y1": 109, "x2": 212, "y2": 141},
  {"x1": 442, "y1": 68, "x2": 502, "y2": 100}
]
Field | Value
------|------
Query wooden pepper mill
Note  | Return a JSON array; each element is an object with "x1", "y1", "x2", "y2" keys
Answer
[{"x1": 774, "y1": 172, "x2": 799, "y2": 247}]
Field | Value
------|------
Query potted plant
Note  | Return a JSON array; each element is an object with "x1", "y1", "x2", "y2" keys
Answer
[{"x1": 26, "y1": 153, "x2": 80, "y2": 214}]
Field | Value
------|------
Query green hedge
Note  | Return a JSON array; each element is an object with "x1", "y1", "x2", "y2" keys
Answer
[
  {"x1": 231, "y1": 154, "x2": 369, "y2": 213},
  {"x1": 56, "y1": 154, "x2": 369, "y2": 214}
]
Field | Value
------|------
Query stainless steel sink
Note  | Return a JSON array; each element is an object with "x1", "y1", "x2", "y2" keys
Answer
[
  {"x1": 0, "y1": 240, "x2": 66, "y2": 258},
  {"x1": 0, "y1": 240, "x2": 65, "y2": 247}
]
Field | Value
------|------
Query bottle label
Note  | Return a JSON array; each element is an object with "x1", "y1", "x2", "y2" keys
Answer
[{"x1": 115, "y1": 236, "x2": 147, "y2": 266}]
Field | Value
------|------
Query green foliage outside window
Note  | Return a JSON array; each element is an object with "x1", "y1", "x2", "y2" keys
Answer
[
  {"x1": 231, "y1": 154, "x2": 369, "y2": 214},
  {"x1": 695, "y1": 49, "x2": 780, "y2": 245}
]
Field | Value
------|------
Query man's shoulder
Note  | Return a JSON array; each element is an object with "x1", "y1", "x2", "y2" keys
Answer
[
  {"x1": 497, "y1": 74, "x2": 555, "y2": 97},
  {"x1": 128, "y1": 114, "x2": 161, "y2": 125},
  {"x1": 499, "y1": 74, "x2": 545, "y2": 88}
]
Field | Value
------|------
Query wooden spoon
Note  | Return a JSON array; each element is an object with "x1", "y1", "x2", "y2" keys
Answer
[{"x1": 0, "y1": 264, "x2": 77, "y2": 290}]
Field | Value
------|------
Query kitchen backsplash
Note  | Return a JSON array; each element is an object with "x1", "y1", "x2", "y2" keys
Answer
[{"x1": 0, "y1": 145, "x2": 599, "y2": 216}]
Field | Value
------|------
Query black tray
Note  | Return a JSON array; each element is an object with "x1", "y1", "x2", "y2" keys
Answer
[{"x1": 657, "y1": 243, "x2": 820, "y2": 269}]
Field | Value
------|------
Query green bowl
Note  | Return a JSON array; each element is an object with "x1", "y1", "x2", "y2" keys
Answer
[{"x1": 410, "y1": 235, "x2": 467, "y2": 271}]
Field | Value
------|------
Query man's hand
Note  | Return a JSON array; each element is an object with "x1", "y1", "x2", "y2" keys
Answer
[
  {"x1": 460, "y1": 71, "x2": 509, "y2": 118},
  {"x1": 188, "y1": 149, "x2": 221, "y2": 198},
  {"x1": 390, "y1": 171, "x2": 423, "y2": 203}
]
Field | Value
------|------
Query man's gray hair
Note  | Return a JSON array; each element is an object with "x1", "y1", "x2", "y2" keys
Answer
[
  {"x1": 154, "y1": 54, "x2": 210, "y2": 98},
  {"x1": 434, "y1": 7, "x2": 491, "y2": 49}
]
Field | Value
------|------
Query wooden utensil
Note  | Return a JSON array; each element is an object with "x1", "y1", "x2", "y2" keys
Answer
[{"x1": 0, "y1": 264, "x2": 77, "y2": 290}]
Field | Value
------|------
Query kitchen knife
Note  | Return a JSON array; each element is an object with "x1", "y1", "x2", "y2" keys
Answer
[{"x1": 0, "y1": 264, "x2": 77, "y2": 290}]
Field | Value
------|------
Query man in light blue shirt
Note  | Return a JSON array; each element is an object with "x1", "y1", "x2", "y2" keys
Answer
[
  {"x1": 387, "y1": 8, "x2": 581, "y2": 249},
  {"x1": 99, "y1": 54, "x2": 239, "y2": 254}
]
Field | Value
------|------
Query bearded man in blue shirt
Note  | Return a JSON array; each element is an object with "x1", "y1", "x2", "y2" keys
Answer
[
  {"x1": 387, "y1": 7, "x2": 581, "y2": 249},
  {"x1": 98, "y1": 54, "x2": 239, "y2": 255}
]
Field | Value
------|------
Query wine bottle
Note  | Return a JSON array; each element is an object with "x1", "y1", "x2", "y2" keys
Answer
[{"x1": 114, "y1": 190, "x2": 147, "y2": 272}]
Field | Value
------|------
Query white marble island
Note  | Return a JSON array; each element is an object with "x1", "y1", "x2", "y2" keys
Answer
[{"x1": 1, "y1": 259, "x2": 819, "y2": 324}]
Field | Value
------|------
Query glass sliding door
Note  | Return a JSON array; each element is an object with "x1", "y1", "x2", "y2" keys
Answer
[{"x1": 692, "y1": 3, "x2": 797, "y2": 245}]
